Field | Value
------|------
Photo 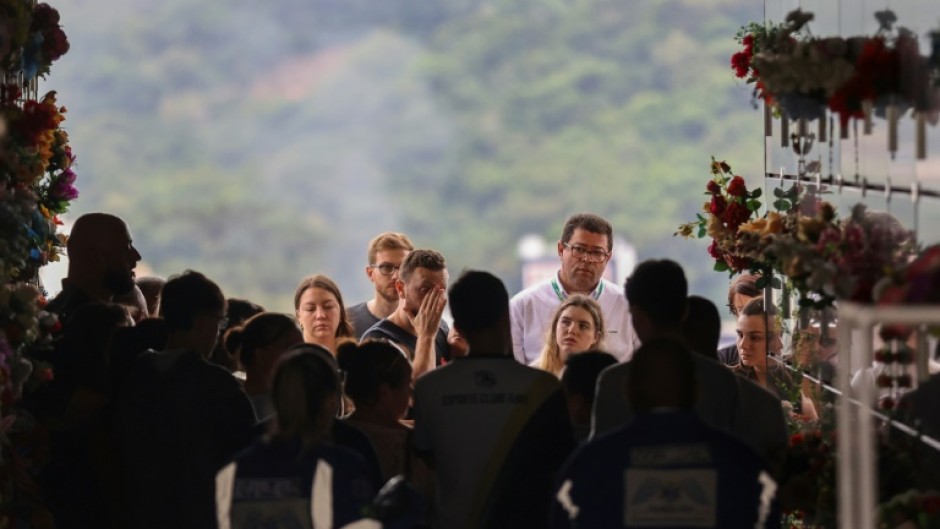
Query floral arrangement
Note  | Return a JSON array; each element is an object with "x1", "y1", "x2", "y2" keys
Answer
[
  {"x1": 779, "y1": 429, "x2": 837, "y2": 528},
  {"x1": 0, "y1": 2, "x2": 72, "y2": 525},
  {"x1": 675, "y1": 157, "x2": 764, "y2": 273},
  {"x1": 732, "y1": 9, "x2": 938, "y2": 124},
  {"x1": 879, "y1": 490, "x2": 940, "y2": 529},
  {"x1": 768, "y1": 202, "x2": 915, "y2": 307},
  {"x1": 0, "y1": 1, "x2": 69, "y2": 79},
  {"x1": 677, "y1": 158, "x2": 917, "y2": 308},
  {"x1": 0, "y1": 85, "x2": 75, "y2": 282}
]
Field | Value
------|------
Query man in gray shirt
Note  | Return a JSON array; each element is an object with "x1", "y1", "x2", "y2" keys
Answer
[{"x1": 346, "y1": 232, "x2": 414, "y2": 339}]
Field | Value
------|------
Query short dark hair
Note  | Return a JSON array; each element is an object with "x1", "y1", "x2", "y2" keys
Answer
[
  {"x1": 625, "y1": 259, "x2": 688, "y2": 327},
  {"x1": 159, "y1": 270, "x2": 225, "y2": 332},
  {"x1": 449, "y1": 270, "x2": 509, "y2": 333},
  {"x1": 561, "y1": 213, "x2": 613, "y2": 251},
  {"x1": 682, "y1": 296, "x2": 721, "y2": 360},
  {"x1": 628, "y1": 337, "x2": 697, "y2": 411},
  {"x1": 727, "y1": 274, "x2": 762, "y2": 316},
  {"x1": 561, "y1": 351, "x2": 617, "y2": 408},
  {"x1": 399, "y1": 249, "x2": 446, "y2": 283},
  {"x1": 337, "y1": 340, "x2": 411, "y2": 407}
]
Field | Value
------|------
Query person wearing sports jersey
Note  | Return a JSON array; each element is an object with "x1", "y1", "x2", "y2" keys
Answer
[
  {"x1": 510, "y1": 213, "x2": 637, "y2": 364},
  {"x1": 414, "y1": 270, "x2": 575, "y2": 529},
  {"x1": 216, "y1": 348, "x2": 376, "y2": 529},
  {"x1": 552, "y1": 338, "x2": 780, "y2": 529}
]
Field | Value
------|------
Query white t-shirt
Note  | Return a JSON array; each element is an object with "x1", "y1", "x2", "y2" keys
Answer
[{"x1": 509, "y1": 273, "x2": 636, "y2": 364}]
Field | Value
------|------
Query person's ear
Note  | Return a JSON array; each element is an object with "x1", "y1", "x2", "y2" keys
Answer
[
  {"x1": 557, "y1": 240, "x2": 565, "y2": 258},
  {"x1": 395, "y1": 279, "x2": 405, "y2": 298},
  {"x1": 365, "y1": 265, "x2": 374, "y2": 281}
]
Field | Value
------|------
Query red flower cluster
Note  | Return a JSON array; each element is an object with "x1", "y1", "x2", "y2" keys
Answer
[
  {"x1": 708, "y1": 176, "x2": 752, "y2": 231},
  {"x1": 31, "y1": 3, "x2": 70, "y2": 63},
  {"x1": 11, "y1": 98, "x2": 60, "y2": 145},
  {"x1": 731, "y1": 35, "x2": 755, "y2": 78}
]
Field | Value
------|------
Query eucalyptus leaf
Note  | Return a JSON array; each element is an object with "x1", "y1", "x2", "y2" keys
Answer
[{"x1": 773, "y1": 199, "x2": 791, "y2": 211}]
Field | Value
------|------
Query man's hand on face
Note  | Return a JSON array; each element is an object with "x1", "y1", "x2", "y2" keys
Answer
[{"x1": 408, "y1": 286, "x2": 446, "y2": 338}]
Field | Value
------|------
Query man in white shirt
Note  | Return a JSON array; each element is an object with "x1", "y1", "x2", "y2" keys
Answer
[{"x1": 510, "y1": 213, "x2": 636, "y2": 363}]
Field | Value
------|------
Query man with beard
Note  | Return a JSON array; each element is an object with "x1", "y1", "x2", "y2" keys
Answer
[
  {"x1": 31, "y1": 213, "x2": 142, "y2": 527},
  {"x1": 510, "y1": 212, "x2": 637, "y2": 364},
  {"x1": 46, "y1": 212, "x2": 142, "y2": 324},
  {"x1": 362, "y1": 249, "x2": 449, "y2": 380},
  {"x1": 346, "y1": 232, "x2": 414, "y2": 339}
]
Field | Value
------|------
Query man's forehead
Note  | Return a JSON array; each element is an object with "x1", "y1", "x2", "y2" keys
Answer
[
  {"x1": 410, "y1": 267, "x2": 447, "y2": 281},
  {"x1": 375, "y1": 248, "x2": 408, "y2": 262},
  {"x1": 568, "y1": 228, "x2": 609, "y2": 247}
]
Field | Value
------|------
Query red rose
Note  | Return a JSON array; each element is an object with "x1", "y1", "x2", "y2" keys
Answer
[
  {"x1": 706, "y1": 180, "x2": 721, "y2": 194},
  {"x1": 43, "y1": 27, "x2": 70, "y2": 61},
  {"x1": 39, "y1": 367, "x2": 54, "y2": 382},
  {"x1": 722, "y1": 201, "x2": 750, "y2": 230},
  {"x1": 730, "y1": 51, "x2": 750, "y2": 78},
  {"x1": 875, "y1": 374, "x2": 892, "y2": 388},
  {"x1": 742, "y1": 34, "x2": 754, "y2": 49},
  {"x1": 790, "y1": 433, "x2": 804, "y2": 446},
  {"x1": 709, "y1": 195, "x2": 727, "y2": 216},
  {"x1": 707, "y1": 240, "x2": 722, "y2": 260},
  {"x1": 726, "y1": 176, "x2": 747, "y2": 197},
  {"x1": 725, "y1": 254, "x2": 749, "y2": 272},
  {"x1": 31, "y1": 3, "x2": 61, "y2": 28}
]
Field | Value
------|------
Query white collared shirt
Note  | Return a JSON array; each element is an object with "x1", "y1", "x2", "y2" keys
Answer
[{"x1": 509, "y1": 272, "x2": 637, "y2": 364}]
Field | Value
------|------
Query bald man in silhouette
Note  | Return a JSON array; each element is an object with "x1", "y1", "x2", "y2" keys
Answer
[{"x1": 46, "y1": 212, "x2": 142, "y2": 323}]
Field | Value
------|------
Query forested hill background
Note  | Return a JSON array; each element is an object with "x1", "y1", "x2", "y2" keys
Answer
[{"x1": 44, "y1": 0, "x2": 766, "y2": 312}]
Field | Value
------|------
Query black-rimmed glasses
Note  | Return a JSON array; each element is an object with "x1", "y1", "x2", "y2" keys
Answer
[
  {"x1": 369, "y1": 264, "x2": 401, "y2": 276},
  {"x1": 562, "y1": 242, "x2": 610, "y2": 263}
]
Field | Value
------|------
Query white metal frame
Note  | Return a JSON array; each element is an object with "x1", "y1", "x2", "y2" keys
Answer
[{"x1": 836, "y1": 302, "x2": 940, "y2": 529}]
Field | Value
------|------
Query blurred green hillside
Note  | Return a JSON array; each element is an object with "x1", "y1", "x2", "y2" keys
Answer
[{"x1": 45, "y1": 0, "x2": 766, "y2": 312}]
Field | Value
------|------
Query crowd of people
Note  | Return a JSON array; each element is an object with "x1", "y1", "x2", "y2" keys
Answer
[{"x1": 22, "y1": 210, "x2": 938, "y2": 529}]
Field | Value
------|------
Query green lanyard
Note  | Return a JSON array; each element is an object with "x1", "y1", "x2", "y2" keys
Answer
[{"x1": 551, "y1": 277, "x2": 604, "y2": 302}]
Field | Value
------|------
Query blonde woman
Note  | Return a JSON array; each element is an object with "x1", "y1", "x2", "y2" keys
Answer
[{"x1": 532, "y1": 295, "x2": 605, "y2": 376}]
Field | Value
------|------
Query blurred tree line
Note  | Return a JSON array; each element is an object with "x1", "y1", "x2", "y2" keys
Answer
[{"x1": 46, "y1": 0, "x2": 765, "y2": 313}]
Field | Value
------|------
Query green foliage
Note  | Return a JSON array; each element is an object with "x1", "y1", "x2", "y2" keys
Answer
[{"x1": 46, "y1": 0, "x2": 764, "y2": 312}]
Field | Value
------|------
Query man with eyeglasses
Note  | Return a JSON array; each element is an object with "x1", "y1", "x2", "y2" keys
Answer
[
  {"x1": 347, "y1": 232, "x2": 415, "y2": 339},
  {"x1": 362, "y1": 249, "x2": 450, "y2": 381},
  {"x1": 510, "y1": 212, "x2": 637, "y2": 364}
]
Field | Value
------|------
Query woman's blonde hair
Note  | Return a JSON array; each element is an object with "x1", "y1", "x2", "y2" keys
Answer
[{"x1": 533, "y1": 295, "x2": 605, "y2": 376}]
